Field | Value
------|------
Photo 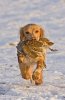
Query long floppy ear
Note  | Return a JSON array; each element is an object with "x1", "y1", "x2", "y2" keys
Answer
[
  {"x1": 20, "y1": 27, "x2": 25, "y2": 41},
  {"x1": 40, "y1": 28, "x2": 45, "y2": 38}
]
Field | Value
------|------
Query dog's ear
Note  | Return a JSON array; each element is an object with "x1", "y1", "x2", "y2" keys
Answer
[
  {"x1": 20, "y1": 27, "x2": 25, "y2": 41},
  {"x1": 40, "y1": 28, "x2": 45, "y2": 38}
]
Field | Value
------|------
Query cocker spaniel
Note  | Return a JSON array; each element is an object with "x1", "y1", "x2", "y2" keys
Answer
[{"x1": 17, "y1": 24, "x2": 54, "y2": 85}]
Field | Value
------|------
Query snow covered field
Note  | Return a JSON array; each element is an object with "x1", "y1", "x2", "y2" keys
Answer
[{"x1": 0, "y1": 0, "x2": 65, "y2": 100}]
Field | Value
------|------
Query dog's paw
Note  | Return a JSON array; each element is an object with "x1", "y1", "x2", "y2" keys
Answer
[{"x1": 32, "y1": 69, "x2": 43, "y2": 85}]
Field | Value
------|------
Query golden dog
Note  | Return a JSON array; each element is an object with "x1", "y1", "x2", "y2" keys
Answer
[{"x1": 17, "y1": 24, "x2": 54, "y2": 85}]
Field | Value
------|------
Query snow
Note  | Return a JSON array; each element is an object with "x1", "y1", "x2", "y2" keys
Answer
[{"x1": 0, "y1": 0, "x2": 65, "y2": 100}]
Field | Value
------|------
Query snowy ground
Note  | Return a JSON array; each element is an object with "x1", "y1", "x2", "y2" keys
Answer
[{"x1": 0, "y1": 0, "x2": 65, "y2": 100}]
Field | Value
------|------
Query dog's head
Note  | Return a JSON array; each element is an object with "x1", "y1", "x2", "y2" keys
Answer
[{"x1": 20, "y1": 24, "x2": 45, "y2": 41}]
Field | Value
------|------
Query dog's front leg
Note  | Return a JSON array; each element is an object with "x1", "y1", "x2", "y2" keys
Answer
[
  {"x1": 32, "y1": 57, "x2": 45, "y2": 85},
  {"x1": 32, "y1": 53, "x2": 47, "y2": 85}
]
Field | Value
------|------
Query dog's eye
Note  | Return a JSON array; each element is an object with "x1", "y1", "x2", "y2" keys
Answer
[
  {"x1": 35, "y1": 30, "x2": 39, "y2": 33},
  {"x1": 25, "y1": 32, "x2": 29, "y2": 34}
]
